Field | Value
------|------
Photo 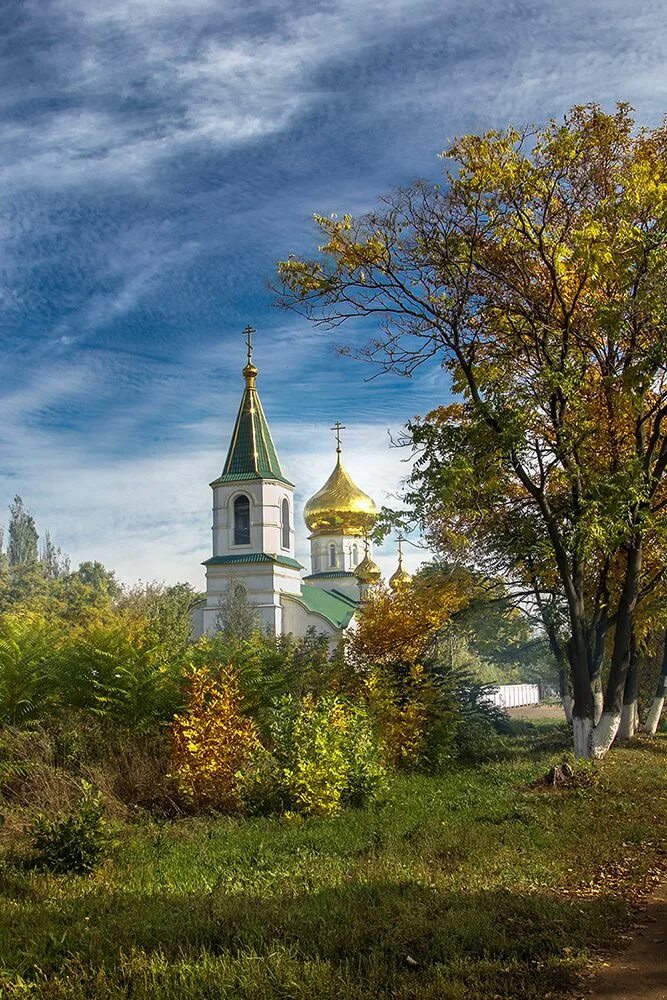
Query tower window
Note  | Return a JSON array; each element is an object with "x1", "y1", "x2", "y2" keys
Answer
[
  {"x1": 233, "y1": 494, "x2": 251, "y2": 545},
  {"x1": 352, "y1": 543, "x2": 359, "y2": 566},
  {"x1": 281, "y1": 498, "x2": 290, "y2": 549},
  {"x1": 330, "y1": 544, "x2": 336, "y2": 567}
]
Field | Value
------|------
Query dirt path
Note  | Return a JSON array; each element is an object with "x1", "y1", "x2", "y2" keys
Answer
[
  {"x1": 586, "y1": 883, "x2": 667, "y2": 999},
  {"x1": 506, "y1": 703, "x2": 566, "y2": 720}
]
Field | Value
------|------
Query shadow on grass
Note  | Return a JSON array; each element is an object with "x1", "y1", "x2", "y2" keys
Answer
[{"x1": 0, "y1": 875, "x2": 630, "y2": 999}]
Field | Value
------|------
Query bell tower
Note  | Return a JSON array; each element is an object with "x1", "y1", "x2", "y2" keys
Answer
[{"x1": 200, "y1": 327, "x2": 303, "y2": 635}]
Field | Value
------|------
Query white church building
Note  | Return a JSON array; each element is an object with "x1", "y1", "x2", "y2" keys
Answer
[{"x1": 191, "y1": 332, "x2": 408, "y2": 643}]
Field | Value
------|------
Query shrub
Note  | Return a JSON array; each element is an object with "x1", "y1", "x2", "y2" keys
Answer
[
  {"x1": 451, "y1": 672, "x2": 511, "y2": 762},
  {"x1": 28, "y1": 780, "x2": 110, "y2": 874},
  {"x1": 248, "y1": 695, "x2": 388, "y2": 817},
  {"x1": 169, "y1": 666, "x2": 260, "y2": 812}
]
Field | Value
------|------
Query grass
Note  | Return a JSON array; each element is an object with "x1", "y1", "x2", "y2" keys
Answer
[{"x1": 1, "y1": 721, "x2": 666, "y2": 999}]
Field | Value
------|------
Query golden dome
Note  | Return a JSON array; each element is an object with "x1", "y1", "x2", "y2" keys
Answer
[
  {"x1": 355, "y1": 551, "x2": 382, "y2": 584},
  {"x1": 389, "y1": 564, "x2": 412, "y2": 591},
  {"x1": 304, "y1": 454, "x2": 377, "y2": 537}
]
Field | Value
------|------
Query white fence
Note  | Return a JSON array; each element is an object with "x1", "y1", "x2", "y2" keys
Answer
[{"x1": 486, "y1": 683, "x2": 540, "y2": 709}]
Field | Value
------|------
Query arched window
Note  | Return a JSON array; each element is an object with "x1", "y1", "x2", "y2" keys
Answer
[
  {"x1": 233, "y1": 494, "x2": 250, "y2": 545},
  {"x1": 330, "y1": 544, "x2": 336, "y2": 567},
  {"x1": 281, "y1": 498, "x2": 290, "y2": 549},
  {"x1": 352, "y1": 544, "x2": 359, "y2": 566}
]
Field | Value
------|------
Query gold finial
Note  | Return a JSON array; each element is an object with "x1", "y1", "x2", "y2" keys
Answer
[
  {"x1": 242, "y1": 324, "x2": 258, "y2": 387},
  {"x1": 331, "y1": 420, "x2": 346, "y2": 457}
]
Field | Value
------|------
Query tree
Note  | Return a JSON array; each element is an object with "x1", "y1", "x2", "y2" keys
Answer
[
  {"x1": 7, "y1": 496, "x2": 38, "y2": 566},
  {"x1": 74, "y1": 561, "x2": 119, "y2": 599},
  {"x1": 644, "y1": 629, "x2": 667, "y2": 735},
  {"x1": 216, "y1": 581, "x2": 260, "y2": 639},
  {"x1": 40, "y1": 530, "x2": 70, "y2": 580},
  {"x1": 348, "y1": 575, "x2": 466, "y2": 670},
  {"x1": 278, "y1": 104, "x2": 667, "y2": 758}
]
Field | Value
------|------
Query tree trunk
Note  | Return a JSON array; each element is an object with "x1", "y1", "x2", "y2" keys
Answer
[
  {"x1": 589, "y1": 541, "x2": 642, "y2": 758},
  {"x1": 591, "y1": 674, "x2": 604, "y2": 726},
  {"x1": 618, "y1": 632, "x2": 639, "y2": 740},
  {"x1": 562, "y1": 690, "x2": 574, "y2": 726},
  {"x1": 571, "y1": 627, "x2": 596, "y2": 757},
  {"x1": 644, "y1": 629, "x2": 667, "y2": 736},
  {"x1": 589, "y1": 610, "x2": 608, "y2": 726}
]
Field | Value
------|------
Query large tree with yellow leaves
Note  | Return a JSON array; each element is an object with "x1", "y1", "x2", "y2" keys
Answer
[{"x1": 279, "y1": 104, "x2": 667, "y2": 758}]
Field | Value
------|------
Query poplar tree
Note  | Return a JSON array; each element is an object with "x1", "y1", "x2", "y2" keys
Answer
[{"x1": 7, "y1": 496, "x2": 38, "y2": 567}]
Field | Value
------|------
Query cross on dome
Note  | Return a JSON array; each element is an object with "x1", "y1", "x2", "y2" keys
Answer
[
  {"x1": 331, "y1": 420, "x2": 346, "y2": 455},
  {"x1": 243, "y1": 324, "x2": 255, "y2": 366}
]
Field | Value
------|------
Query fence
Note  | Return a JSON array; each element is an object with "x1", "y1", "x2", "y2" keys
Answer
[{"x1": 486, "y1": 683, "x2": 540, "y2": 709}]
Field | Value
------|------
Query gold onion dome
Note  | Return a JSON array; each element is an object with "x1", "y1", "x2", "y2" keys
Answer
[
  {"x1": 303, "y1": 428, "x2": 377, "y2": 536},
  {"x1": 355, "y1": 549, "x2": 382, "y2": 585},
  {"x1": 389, "y1": 563, "x2": 412, "y2": 591},
  {"x1": 389, "y1": 536, "x2": 412, "y2": 591}
]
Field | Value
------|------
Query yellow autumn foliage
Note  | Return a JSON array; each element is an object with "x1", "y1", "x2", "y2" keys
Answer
[
  {"x1": 348, "y1": 577, "x2": 466, "y2": 768},
  {"x1": 349, "y1": 577, "x2": 465, "y2": 668},
  {"x1": 169, "y1": 665, "x2": 260, "y2": 812}
]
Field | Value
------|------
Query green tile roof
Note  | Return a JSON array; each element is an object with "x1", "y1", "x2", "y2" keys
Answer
[
  {"x1": 203, "y1": 553, "x2": 303, "y2": 570},
  {"x1": 214, "y1": 376, "x2": 294, "y2": 486},
  {"x1": 303, "y1": 571, "x2": 356, "y2": 581},
  {"x1": 296, "y1": 583, "x2": 358, "y2": 630}
]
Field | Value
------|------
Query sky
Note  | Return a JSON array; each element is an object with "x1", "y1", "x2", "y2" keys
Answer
[{"x1": 1, "y1": 0, "x2": 666, "y2": 587}]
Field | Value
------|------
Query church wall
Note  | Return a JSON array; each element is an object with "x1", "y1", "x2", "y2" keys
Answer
[
  {"x1": 203, "y1": 561, "x2": 301, "y2": 636},
  {"x1": 281, "y1": 595, "x2": 341, "y2": 649}
]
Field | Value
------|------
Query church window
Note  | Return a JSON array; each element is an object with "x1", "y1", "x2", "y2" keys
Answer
[
  {"x1": 352, "y1": 544, "x2": 358, "y2": 565},
  {"x1": 281, "y1": 498, "x2": 290, "y2": 549},
  {"x1": 330, "y1": 544, "x2": 336, "y2": 567},
  {"x1": 233, "y1": 494, "x2": 251, "y2": 545}
]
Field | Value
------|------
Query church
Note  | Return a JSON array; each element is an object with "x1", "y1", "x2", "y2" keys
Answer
[{"x1": 191, "y1": 329, "x2": 411, "y2": 643}]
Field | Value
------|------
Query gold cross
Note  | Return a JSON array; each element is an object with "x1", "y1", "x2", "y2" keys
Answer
[
  {"x1": 331, "y1": 420, "x2": 346, "y2": 454},
  {"x1": 243, "y1": 324, "x2": 255, "y2": 365},
  {"x1": 396, "y1": 534, "x2": 405, "y2": 564}
]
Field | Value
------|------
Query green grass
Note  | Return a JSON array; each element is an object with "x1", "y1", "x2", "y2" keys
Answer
[{"x1": 1, "y1": 722, "x2": 666, "y2": 999}]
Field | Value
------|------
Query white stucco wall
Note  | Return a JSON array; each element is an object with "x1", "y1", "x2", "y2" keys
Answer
[
  {"x1": 203, "y1": 561, "x2": 302, "y2": 636},
  {"x1": 212, "y1": 479, "x2": 296, "y2": 559},
  {"x1": 309, "y1": 532, "x2": 368, "y2": 575}
]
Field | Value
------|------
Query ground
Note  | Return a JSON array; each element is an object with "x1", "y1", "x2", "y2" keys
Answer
[
  {"x1": 0, "y1": 722, "x2": 666, "y2": 1000},
  {"x1": 587, "y1": 881, "x2": 667, "y2": 1000}
]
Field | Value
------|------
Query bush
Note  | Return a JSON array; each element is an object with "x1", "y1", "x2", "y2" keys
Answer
[
  {"x1": 242, "y1": 695, "x2": 388, "y2": 817},
  {"x1": 451, "y1": 672, "x2": 511, "y2": 762},
  {"x1": 169, "y1": 666, "x2": 260, "y2": 812},
  {"x1": 28, "y1": 780, "x2": 110, "y2": 874}
]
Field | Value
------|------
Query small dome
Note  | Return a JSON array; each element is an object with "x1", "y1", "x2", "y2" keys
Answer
[
  {"x1": 389, "y1": 564, "x2": 412, "y2": 591},
  {"x1": 355, "y1": 552, "x2": 382, "y2": 585},
  {"x1": 304, "y1": 456, "x2": 377, "y2": 536}
]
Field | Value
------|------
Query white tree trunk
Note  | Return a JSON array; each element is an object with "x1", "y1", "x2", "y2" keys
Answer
[
  {"x1": 573, "y1": 711, "x2": 623, "y2": 759},
  {"x1": 590, "y1": 711, "x2": 622, "y2": 758},
  {"x1": 593, "y1": 689, "x2": 603, "y2": 725},
  {"x1": 562, "y1": 694, "x2": 574, "y2": 725},
  {"x1": 573, "y1": 717, "x2": 593, "y2": 758},
  {"x1": 644, "y1": 694, "x2": 665, "y2": 736},
  {"x1": 618, "y1": 700, "x2": 638, "y2": 740}
]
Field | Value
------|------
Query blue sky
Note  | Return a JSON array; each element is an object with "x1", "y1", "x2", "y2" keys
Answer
[{"x1": 1, "y1": 0, "x2": 666, "y2": 586}]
